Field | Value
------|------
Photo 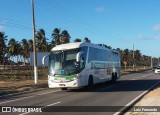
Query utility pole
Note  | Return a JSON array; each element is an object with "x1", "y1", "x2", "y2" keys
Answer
[
  {"x1": 31, "y1": 0, "x2": 38, "y2": 84},
  {"x1": 133, "y1": 44, "x2": 135, "y2": 71},
  {"x1": 151, "y1": 56, "x2": 153, "y2": 68}
]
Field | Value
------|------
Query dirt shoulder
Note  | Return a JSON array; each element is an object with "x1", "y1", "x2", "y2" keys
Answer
[{"x1": 0, "y1": 80, "x2": 48, "y2": 95}]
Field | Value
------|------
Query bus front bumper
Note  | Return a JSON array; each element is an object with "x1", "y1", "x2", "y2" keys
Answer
[{"x1": 48, "y1": 79, "x2": 80, "y2": 88}]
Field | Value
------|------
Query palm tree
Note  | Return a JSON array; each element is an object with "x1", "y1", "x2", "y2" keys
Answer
[
  {"x1": 60, "y1": 30, "x2": 70, "y2": 44},
  {"x1": 21, "y1": 39, "x2": 30, "y2": 65},
  {"x1": 103, "y1": 44, "x2": 112, "y2": 49},
  {"x1": 36, "y1": 28, "x2": 48, "y2": 52},
  {"x1": 0, "y1": 32, "x2": 8, "y2": 64},
  {"x1": 28, "y1": 39, "x2": 33, "y2": 52},
  {"x1": 8, "y1": 38, "x2": 17, "y2": 58},
  {"x1": 84, "y1": 37, "x2": 90, "y2": 42},
  {"x1": 52, "y1": 28, "x2": 60, "y2": 45},
  {"x1": 123, "y1": 49, "x2": 129, "y2": 64},
  {"x1": 48, "y1": 40, "x2": 55, "y2": 51},
  {"x1": 74, "y1": 38, "x2": 81, "y2": 42},
  {"x1": 52, "y1": 28, "x2": 71, "y2": 45},
  {"x1": 134, "y1": 50, "x2": 141, "y2": 66},
  {"x1": 128, "y1": 50, "x2": 134, "y2": 66},
  {"x1": 116, "y1": 48, "x2": 123, "y2": 65},
  {"x1": 15, "y1": 42, "x2": 22, "y2": 64}
]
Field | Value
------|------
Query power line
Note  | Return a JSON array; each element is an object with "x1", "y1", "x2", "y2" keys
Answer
[
  {"x1": 0, "y1": 23, "x2": 31, "y2": 30},
  {"x1": 45, "y1": 0, "x2": 114, "y2": 39},
  {"x1": 0, "y1": 18, "x2": 51, "y2": 36},
  {"x1": 35, "y1": 0, "x2": 108, "y2": 40},
  {"x1": 0, "y1": 18, "x2": 31, "y2": 26}
]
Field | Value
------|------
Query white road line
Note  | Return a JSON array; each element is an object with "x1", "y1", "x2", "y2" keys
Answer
[
  {"x1": 122, "y1": 73, "x2": 153, "y2": 81},
  {"x1": 37, "y1": 90, "x2": 61, "y2": 96},
  {"x1": 46, "y1": 101, "x2": 61, "y2": 106},
  {"x1": 0, "y1": 88, "x2": 45, "y2": 98},
  {"x1": 19, "y1": 101, "x2": 61, "y2": 115},
  {"x1": 131, "y1": 78, "x2": 136, "y2": 80},
  {"x1": 0, "y1": 90, "x2": 60, "y2": 105},
  {"x1": 0, "y1": 95, "x2": 34, "y2": 105},
  {"x1": 113, "y1": 80, "x2": 160, "y2": 115}
]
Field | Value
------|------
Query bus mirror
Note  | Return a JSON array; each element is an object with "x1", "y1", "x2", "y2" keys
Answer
[
  {"x1": 76, "y1": 52, "x2": 83, "y2": 62},
  {"x1": 42, "y1": 55, "x2": 49, "y2": 65}
]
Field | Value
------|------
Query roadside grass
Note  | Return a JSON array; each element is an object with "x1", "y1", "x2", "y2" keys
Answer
[
  {"x1": 121, "y1": 66, "x2": 152, "y2": 75},
  {"x1": 0, "y1": 67, "x2": 48, "y2": 81}
]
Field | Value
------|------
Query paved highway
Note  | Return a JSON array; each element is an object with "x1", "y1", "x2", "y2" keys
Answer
[{"x1": 0, "y1": 70, "x2": 160, "y2": 115}]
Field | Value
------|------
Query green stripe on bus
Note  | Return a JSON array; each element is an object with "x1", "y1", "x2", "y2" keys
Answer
[{"x1": 54, "y1": 74, "x2": 77, "y2": 80}]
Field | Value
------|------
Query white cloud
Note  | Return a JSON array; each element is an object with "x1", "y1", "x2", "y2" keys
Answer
[
  {"x1": 155, "y1": 36, "x2": 160, "y2": 40},
  {"x1": 0, "y1": 19, "x2": 7, "y2": 31},
  {"x1": 138, "y1": 35, "x2": 152, "y2": 40},
  {"x1": 153, "y1": 24, "x2": 160, "y2": 30},
  {"x1": 95, "y1": 7, "x2": 106, "y2": 13},
  {"x1": 138, "y1": 34, "x2": 160, "y2": 41},
  {"x1": 0, "y1": 25, "x2": 5, "y2": 32}
]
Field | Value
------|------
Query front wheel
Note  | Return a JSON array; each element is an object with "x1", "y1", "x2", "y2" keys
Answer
[
  {"x1": 111, "y1": 73, "x2": 117, "y2": 83},
  {"x1": 87, "y1": 76, "x2": 94, "y2": 90}
]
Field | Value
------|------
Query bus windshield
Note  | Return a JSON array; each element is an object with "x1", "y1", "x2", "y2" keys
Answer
[{"x1": 48, "y1": 48, "x2": 80, "y2": 76}]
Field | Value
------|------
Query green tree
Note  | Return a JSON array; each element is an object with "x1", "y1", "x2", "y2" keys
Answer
[
  {"x1": 36, "y1": 28, "x2": 48, "y2": 52},
  {"x1": 8, "y1": 38, "x2": 21, "y2": 65},
  {"x1": 74, "y1": 38, "x2": 82, "y2": 42},
  {"x1": 116, "y1": 48, "x2": 123, "y2": 65},
  {"x1": 60, "y1": 30, "x2": 70, "y2": 44},
  {"x1": 52, "y1": 28, "x2": 70, "y2": 45},
  {"x1": 48, "y1": 40, "x2": 55, "y2": 51},
  {"x1": 8, "y1": 38, "x2": 17, "y2": 57},
  {"x1": 0, "y1": 32, "x2": 7, "y2": 64},
  {"x1": 123, "y1": 49, "x2": 129, "y2": 63},
  {"x1": 52, "y1": 28, "x2": 60, "y2": 45},
  {"x1": 28, "y1": 39, "x2": 33, "y2": 52},
  {"x1": 21, "y1": 39, "x2": 30, "y2": 64},
  {"x1": 103, "y1": 44, "x2": 112, "y2": 49},
  {"x1": 84, "y1": 37, "x2": 90, "y2": 42},
  {"x1": 134, "y1": 50, "x2": 141, "y2": 66},
  {"x1": 16, "y1": 42, "x2": 22, "y2": 64}
]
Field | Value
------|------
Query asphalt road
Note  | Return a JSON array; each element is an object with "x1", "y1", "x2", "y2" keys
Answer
[{"x1": 0, "y1": 70, "x2": 160, "y2": 115}]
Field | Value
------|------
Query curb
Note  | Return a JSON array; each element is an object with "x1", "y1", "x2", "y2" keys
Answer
[{"x1": 113, "y1": 80, "x2": 160, "y2": 115}]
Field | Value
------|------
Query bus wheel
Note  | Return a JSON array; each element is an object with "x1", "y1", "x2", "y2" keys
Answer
[
  {"x1": 111, "y1": 73, "x2": 117, "y2": 83},
  {"x1": 61, "y1": 88, "x2": 67, "y2": 90},
  {"x1": 87, "y1": 76, "x2": 93, "y2": 89}
]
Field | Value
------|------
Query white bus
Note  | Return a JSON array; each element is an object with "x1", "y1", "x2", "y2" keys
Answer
[{"x1": 42, "y1": 42, "x2": 121, "y2": 90}]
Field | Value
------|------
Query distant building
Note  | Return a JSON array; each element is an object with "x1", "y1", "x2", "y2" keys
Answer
[{"x1": 29, "y1": 52, "x2": 49, "y2": 67}]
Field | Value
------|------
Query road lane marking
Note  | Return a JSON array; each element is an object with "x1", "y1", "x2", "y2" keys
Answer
[
  {"x1": 46, "y1": 101, "x2": 61, "y2": 106},
  {"x1": 131, "y1": 78, "x2": 136, "y2": 80},
  {"x1": 0, "y1": 90, "x2": 60, "y2": 105},
  {"x1": 121, "y1": 73, "x2": 153, "y2": 81},
  {"x1": 0, "y1": 95, "x2": 34, "y2": 105},
  {"x1": 113, "y1": 80, "x2": 160, "y2": 115},
  {"x1": 0, "y1": 88, "x2": 45, "y2": 98},
  {"x1": 37, "y1": 90, "x2": 61, "y2": 96},
  {"x1": 19, "y1": 101, "x2": 61, "y2": 115}
]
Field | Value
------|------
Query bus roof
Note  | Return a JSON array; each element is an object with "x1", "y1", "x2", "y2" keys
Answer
[{"x1": 51, "y1": 42, "x2": 117, "y2": 53}]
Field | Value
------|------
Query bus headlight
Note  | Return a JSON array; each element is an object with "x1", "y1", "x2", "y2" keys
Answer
[
  {"x1": 76, "y1": 75, "x2": 81, "y2": 79},
  {"x1": 70, "y1": 74, "x2": 80, "y2": 81}
]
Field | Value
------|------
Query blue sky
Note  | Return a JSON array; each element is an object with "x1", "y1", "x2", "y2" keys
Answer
[{"x1": 0, "y1": 0, "x2": 160, "y2": 57}]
